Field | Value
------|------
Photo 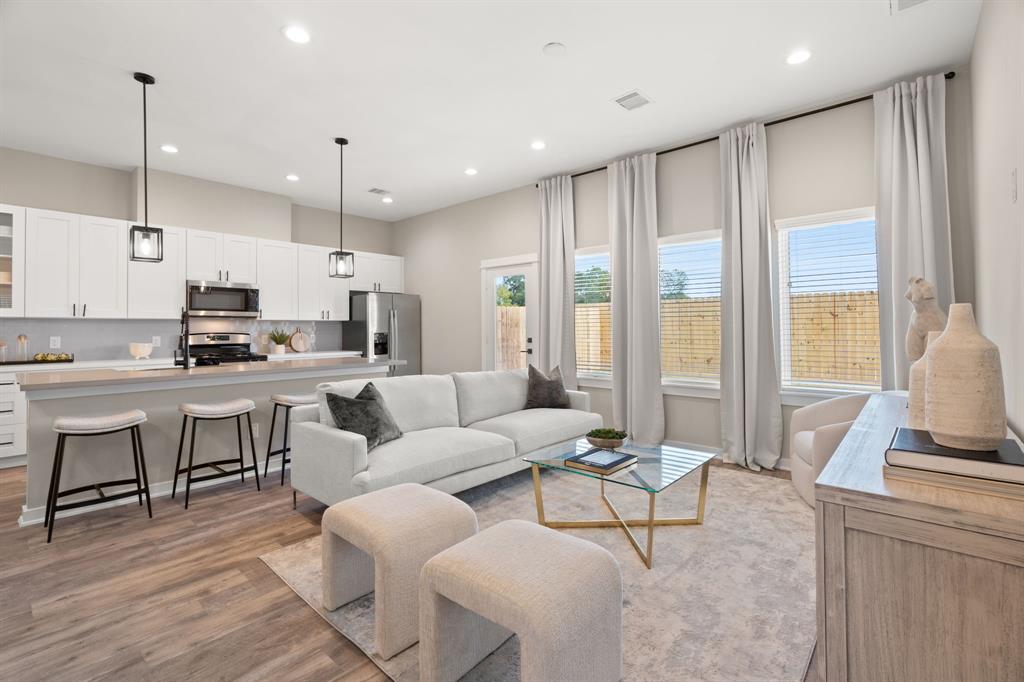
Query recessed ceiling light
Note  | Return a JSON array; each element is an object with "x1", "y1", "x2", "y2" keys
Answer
[
  {"x1": 531, "y1": 140, "x2": 546, "y2": 150},
  {"x1": 282, "y1": 25, "x2": 311, "y2": 44},
  {"x1": 160, "y1": 144, "x2": 178, "y2": 154},
  {"x1": 464, "y1": 168, "x2": 478, "y2": 176},
  {"x1": 285, "y1": 174, "x2": 299, "y2": 182},
  {"x1": 382, "y1": 196, "x2": 394, "y2": 204},
  {"x1": 786, "y1": 48, "x2": 811, "y2": 65},
  {"x1": 542, "y1": 42, "x2": 567, "y2": 57}
]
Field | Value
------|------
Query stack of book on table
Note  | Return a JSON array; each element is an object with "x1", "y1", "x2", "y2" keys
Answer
[
  {"x1": 565, "y1": 447, "x2": 638, "y2": 475},
  {"x1": 883, "y1": 427, "x2": 1024, "y2": 499}
]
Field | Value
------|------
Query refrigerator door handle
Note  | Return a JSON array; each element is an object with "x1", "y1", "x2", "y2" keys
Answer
[{"x1": 389, "y1": 308, "x2": 398, "y2": 376}]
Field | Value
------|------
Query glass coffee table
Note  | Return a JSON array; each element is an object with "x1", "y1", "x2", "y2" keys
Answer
[{"x1": 525, "y1": 440, "x2": 716, "y2": 568}]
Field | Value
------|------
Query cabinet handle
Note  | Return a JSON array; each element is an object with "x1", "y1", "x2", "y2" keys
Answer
[
  {"x1": 82, "y1": 303, "x2": 87, "y2": 317},
  {"x1": 327, "y1": 310, "x2": 330, "y2": 320},
  {"x1": 226, "y1": 270, "x2": 230, "y2": 281},
  {"x1": 259, "y1": 309, "x2": 262, "y2": 319},
  {"x1": 72, "y1": 303, "x2": 76, "y2": 317}
]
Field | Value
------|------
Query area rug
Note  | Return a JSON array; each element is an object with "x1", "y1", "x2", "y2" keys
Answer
[{"x1": 260, "y1": 464, "x2": 815, "y2": 682}]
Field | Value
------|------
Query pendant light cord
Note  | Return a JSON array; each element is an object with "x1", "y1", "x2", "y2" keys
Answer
[
  {"x1": 142, "y1": 80, "x2": 148, "y2": 228},
  {"x1": 338, "y1": 140, "x2": 343, "y2": 250}
]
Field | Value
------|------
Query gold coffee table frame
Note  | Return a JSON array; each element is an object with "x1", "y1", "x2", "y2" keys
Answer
[{"x1": 529, "y1": 461, "x2": 710, "y2": 569}]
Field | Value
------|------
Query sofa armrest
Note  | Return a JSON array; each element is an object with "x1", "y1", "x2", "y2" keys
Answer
[
  {"x1": 291, "y1": 404, "x2": 320, "y2": 424},
  {"x1": 567, "y1": 389, "x2": 591, "y2": 413},
  {"x1": 790, "y1": 393, "x2": 870, "y2": 438},
  {"x1": 290, "y1": 422, "x2": 369, "y2": 506}
]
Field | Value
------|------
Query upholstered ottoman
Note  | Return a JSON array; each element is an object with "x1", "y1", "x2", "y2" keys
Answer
[
  {"x1": 419, "y1": 519, "x2": 623, "y2": 682},
  {"x1": 321, "y1": 483, "x2": 478, "y2": 659}
]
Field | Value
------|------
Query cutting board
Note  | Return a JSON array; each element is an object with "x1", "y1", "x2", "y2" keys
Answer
[{"x1": 289, "y1": 329, "x2": 310, "y2": 353}]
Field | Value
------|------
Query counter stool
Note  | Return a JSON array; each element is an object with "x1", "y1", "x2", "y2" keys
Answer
[
  {"x1": 45, "y1": 409, "x2": 152, "y2": 543},
  {"x1": 264, "y1": 393, "x2": 317, "y2": 486},
  {"x1": 172, "y1": 398, "x2": 260, "y2": 508}
]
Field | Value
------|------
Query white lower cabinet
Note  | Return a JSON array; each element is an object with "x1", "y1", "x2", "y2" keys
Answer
[
  {"x1": 128, "y1": 225, "x2": 187, "y2": 319},
  {"x1": 25, "y1": 209, "x2": 127, "y2": 318},
  {"x1": 257, "y1": 239, "x2": 298, "y2": 320}
]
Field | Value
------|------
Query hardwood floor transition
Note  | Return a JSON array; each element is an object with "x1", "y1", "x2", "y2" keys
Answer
[{"x1": 0, "y1": 466, "x2": 386, "y2": 682}]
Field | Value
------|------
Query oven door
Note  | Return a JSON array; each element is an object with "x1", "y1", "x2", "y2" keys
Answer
[{"x1": 186, "y1": 281, "x2": 260, "y2": 317}]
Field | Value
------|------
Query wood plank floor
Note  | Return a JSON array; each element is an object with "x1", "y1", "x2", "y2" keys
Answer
[{"x1": 0, "y1": 466, "x2": 386, "y2": 682}]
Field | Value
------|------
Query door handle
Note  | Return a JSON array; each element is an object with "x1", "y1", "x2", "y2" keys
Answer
[{"x1": 519, "y1": 349, "x2": 533, "y2": 354}]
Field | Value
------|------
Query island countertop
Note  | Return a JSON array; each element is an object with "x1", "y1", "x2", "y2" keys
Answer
[{"x1": 18, "y1": 356, "x2": 403, "y2": 398}]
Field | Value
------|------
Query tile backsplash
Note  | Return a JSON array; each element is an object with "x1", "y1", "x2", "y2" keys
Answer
[{"x1": 0, "y1": 318, "x2": 342, "y2": 361}]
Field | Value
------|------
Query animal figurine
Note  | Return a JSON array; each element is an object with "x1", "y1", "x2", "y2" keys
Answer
[{"x1": 905, "y1": 276, "x2": 947, "y2": 362}]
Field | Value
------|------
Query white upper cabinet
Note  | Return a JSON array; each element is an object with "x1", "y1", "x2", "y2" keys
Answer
[
  {"x1": 222, "y1": 234, "x2": 258, "y2": 284},
  {"x1": 0, "y1": 204, "x2": 26, "y2": 318},
  {"x1": 128, "y1": 225, "x2": 187, "y2": 319},
  {"x1": 350, "y1": 251, "x2": 404, "y2": 293},
  {"x1": 185, "y1": 228, "x2": 223, "y2": 281},
  {"x1": 77, "y1": 216, "x2": 128, "y2": 319},
  {"x1": 25, "y1": 209, "x2": 127, "y2": 319},
  {"x1": 256, "y1": 239, "x2": 298, "y2": 320},
  {"x1": 297, "y1": 244, "x2": 350, "y2": 321}
]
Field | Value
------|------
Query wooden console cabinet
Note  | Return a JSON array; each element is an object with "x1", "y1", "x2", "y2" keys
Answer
[{"x1": 814, "y1": 392, "x2": 1024, "y2": 681}]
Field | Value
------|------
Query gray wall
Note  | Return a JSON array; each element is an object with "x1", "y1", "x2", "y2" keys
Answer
[
  {"x1": 290, "y1": 203, "x2": 394, "y2": 254},
  {"x1": 969, "y1": 0, "x2": 1024, "y2": 437},
  {"x1": 0, "y1": 147, "x2": 133, "y2": 219},
  {"x1": 394, "y1": 84, "x2": 978, "y2": 456}
]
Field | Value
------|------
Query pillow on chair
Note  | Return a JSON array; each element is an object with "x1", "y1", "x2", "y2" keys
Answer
[{"x1": 326, "y1": 382, "x2": 402, "y2": 451}]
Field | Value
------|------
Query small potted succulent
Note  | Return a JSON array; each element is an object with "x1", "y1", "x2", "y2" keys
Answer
[
  {"x1": 586, "y1": 428, "x2": 628, "y2": 450},
  {"x1": 268, "y1": 327, "x2": 290, "y2": 355}
]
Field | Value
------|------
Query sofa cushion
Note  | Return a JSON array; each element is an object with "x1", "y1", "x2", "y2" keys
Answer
[
  {"x1": 525, "y1": 365, "x2": 570, "y2": 409},
  {"x1": 325, "y1": 383, "x2": 402, "y2": 451},
  {"x1": 318, "y1": 374, "x2": 459, "y2": 433},
  {"x1": 451, "y1": 369, "x2": 529, "y2": 427},
  {"x1": 792, "y1": 430, "x2": 814, "y2": 466},
  {"x1": 467, "y1": 408, "x2": 602, "y2": 455},
  {"x1": 351, "y1": 427, "x2": 515, "y2": 493}
]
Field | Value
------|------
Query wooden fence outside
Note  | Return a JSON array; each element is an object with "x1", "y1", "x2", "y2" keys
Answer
[
  {"x1": 571, "y1": 291, "x2": 880, "y2": 386},
  {"x1": 496, "y1": 305, "x2": 527, "y2": 370}
]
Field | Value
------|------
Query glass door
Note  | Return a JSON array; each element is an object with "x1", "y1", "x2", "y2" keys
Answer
[
  {"x1": 0, "y1": 205, "x2": 25, "y2": 318},
  {"x1": 482, "y1": 262, "x2": 538, "y2": 370}
]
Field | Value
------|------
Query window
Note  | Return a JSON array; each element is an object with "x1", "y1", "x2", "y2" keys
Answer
[
  {"x1": 659, "y1": 236, "x2": 722, "y2": 384},
  {"x1": 574, "y1": 251, "x2": 611, "y2": 376},
  {"x1": 776, "y1": 209, "x2": 881, "y2": 391}
]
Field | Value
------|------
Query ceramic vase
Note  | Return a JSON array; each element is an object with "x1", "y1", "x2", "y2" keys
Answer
[
  {"x1": 925, "y1": 303, "x2": 1007, "y2": 450},
  {"x1": 271, "y1": 344, "x2": 286, "y2": 355},
  {"x1": 907, "y1": 331, "x2": 941, "y2": 430}
]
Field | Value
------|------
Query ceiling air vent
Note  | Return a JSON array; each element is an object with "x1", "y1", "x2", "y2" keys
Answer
[
  {"x1": 890, "y1": 0, "x2": 929, "y2": 14},
  {"x1": 367, "y1": 188, "x2": 390, "y2": 195},
  {"x1": 613, "y1": 90, "x2": 652, "y2": 111}
]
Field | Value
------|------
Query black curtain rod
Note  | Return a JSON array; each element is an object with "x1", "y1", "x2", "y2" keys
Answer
[{"x1": 549, "y1": 71, "x2": 956, "y2": 184}]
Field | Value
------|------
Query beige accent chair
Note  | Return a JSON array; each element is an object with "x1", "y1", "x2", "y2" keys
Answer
[
  {"x1": 790, "y1": 393, "x2": 871, "y2": 506},
  {"x1": 419, "y1": 519, "x2": 622, "y2": 682},
  {"x1": 321, "y1": 483, "x2": 478, "y2": 660}
]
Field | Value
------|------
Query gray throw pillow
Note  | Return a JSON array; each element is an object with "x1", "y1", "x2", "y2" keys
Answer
[
  {"x1": 525, "y1": 365, "x2": 570, "y2": 409},
  {"x1": 325, "y1": 382, "x2": 402, "y2": 451}
]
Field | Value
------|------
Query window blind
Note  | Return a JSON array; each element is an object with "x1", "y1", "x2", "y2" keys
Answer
[
  {"x1": 777, "y1": 218, "x2": 881, "y2": 389},
  {"x1": 574, "y1": 252, "x2": 612, "y2": 376},
  {"x1": 659, "y1": 239, "x2": 722, "y2": 382}
]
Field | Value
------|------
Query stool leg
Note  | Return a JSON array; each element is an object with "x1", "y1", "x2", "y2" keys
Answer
[
  {"x1": 135, "y1": 426, "x2": 153, "y2": 518},
  {"x1": 130, "y1": 426, "x2": 143, "y2": 507},
  {"x1": 263, "y1": 403, "x2": 278, "y2": 478},
  {"x1": 44, "y1": 434, "x2": 63, "y2": 529},
  {"x1": 184, "y1": 417, "x2": 198, "y2": 509},
  {"x1": 235, "y1": 416, "x2": 246, "y2": 484},
  {"x1": 280, "y1": 406, "x2": 291, "y2": 486},
  {"x1": 172, "y1": 415, "x2": 187, "y2": 499},
  {"x1": 46, "y1": 435, "x2": 67, "y2": 543},
  {"x1": 246, "y1": 412, "x2": 261, "y2": 492}
]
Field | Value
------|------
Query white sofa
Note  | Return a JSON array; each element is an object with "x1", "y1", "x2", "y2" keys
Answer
[
  {"x1": 789, "y1": 393, "x2": 871, "y2": 506},
  {"x1": 289, "y1": 369, "x2": 603, "y2": 506}
]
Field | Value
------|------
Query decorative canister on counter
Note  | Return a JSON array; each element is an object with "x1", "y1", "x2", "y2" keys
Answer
[{"x1": 925, "y1": 303, "x2": 1007, "y2": 450}]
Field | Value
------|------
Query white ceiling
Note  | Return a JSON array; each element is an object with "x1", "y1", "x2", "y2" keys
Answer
[{"x1": 0, "y1": 1, "x2": 980, "y2": 222}]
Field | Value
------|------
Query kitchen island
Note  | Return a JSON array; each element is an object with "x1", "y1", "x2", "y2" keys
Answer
[{"x1": 16, "y1": 356, "x2": 401, "y2": 525}]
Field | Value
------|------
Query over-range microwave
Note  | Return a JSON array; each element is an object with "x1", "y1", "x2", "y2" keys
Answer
[{"x1": 186, "y1": 280, "x2": 260, "y2": 318}]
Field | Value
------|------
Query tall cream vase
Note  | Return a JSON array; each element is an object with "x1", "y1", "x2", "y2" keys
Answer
[
  {"x1": 907, "y1": 331, "x2": 941, "y2": 430},
  {"x1": 925, "y1": 303, "x2": 1007, "y2": 450}
]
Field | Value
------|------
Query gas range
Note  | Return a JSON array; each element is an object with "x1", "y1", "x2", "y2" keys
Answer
[{"x1": 175, "y1": 332, "x2": 268, "y2": 367}]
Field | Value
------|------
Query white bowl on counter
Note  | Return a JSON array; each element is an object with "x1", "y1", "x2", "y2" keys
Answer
[{"x1": 129, "y1": 342, "x2": 153, "y2": 360}]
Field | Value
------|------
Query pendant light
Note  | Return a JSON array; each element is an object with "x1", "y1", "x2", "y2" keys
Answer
[
  {"x1": 129, "y1": 72, "x2": 163, "y2": 262},
  {"x1": 328, "y1": 137, "x2": 355, "y2": 278}
]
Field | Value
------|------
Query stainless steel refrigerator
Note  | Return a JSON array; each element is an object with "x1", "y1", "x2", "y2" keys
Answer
[{"x1": 342, "y1": 292, "x2": 421, "y2": 376}]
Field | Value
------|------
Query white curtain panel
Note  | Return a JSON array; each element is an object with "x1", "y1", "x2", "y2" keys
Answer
[
  {"x1": 719, "y1": 123, "x2": 783, "y2": 470},
  {"x1": 874, "y1": 73, "x2": 954, "y2": 390},
  {"x1": 609, "y1": 153, "x2": 664, "y2": 446},
  {"x1": 538, "y1": 175, "x2": 578, "y2": 389}
]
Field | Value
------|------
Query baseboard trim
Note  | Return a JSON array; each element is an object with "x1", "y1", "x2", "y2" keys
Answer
[
  {"x1": 0, "y1": 455, "x2": 26, "y2": 469},
  {"x1": 18, "y1": 461, "x2": 287, "y2": 527}
]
